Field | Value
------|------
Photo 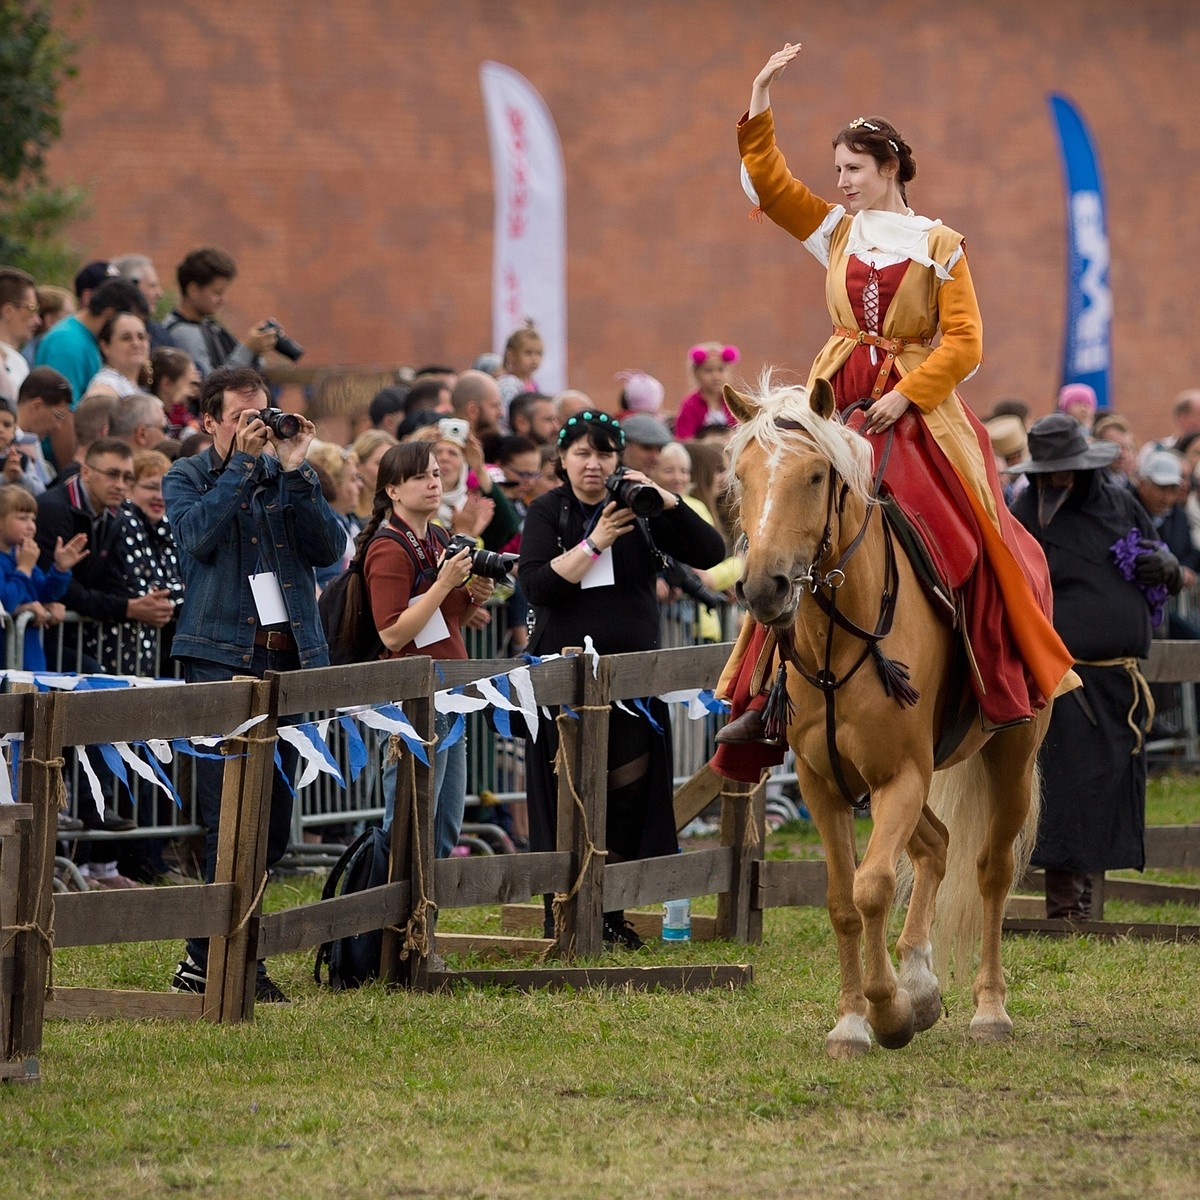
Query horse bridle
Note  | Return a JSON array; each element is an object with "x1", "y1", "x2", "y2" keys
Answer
[{"x1": 769, "y1": 402, "x2": 918, "y2": 807}]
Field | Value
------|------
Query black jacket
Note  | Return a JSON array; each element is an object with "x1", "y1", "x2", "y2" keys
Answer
[{"x1": 34, "y1": 478, "x2": 132, "y2": 623}]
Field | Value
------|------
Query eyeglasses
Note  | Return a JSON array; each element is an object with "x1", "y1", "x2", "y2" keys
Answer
[
  {"x1": 90, "y1": 466, "x2": 136, "y2": 485},
  {"x1": 133, "y1": 479, "x2": 163, "y2": 493},
  {"x1": 506, "y1": 469, "x2": 542, "y2": 480}
]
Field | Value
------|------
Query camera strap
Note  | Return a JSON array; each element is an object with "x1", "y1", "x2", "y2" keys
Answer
[{"x1": 383, "y1": 518, "x2": 450, "y2": 598}]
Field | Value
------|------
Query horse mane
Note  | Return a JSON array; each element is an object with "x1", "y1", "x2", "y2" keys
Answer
[{"x1": 727, "y1": 371, "x2": 876, "y2": 509}]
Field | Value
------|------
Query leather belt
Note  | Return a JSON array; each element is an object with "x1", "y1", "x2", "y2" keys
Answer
[
  {"x1": 833, "y1": 325, "x2": 931, "y2": 400},
  {"x1": 254, "y1": 629, "x2": 296, "y2": 651}
]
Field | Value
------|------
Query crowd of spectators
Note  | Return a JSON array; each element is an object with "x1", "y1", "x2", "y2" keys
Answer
[{"x1": 0, "y1": 248, "x2": 751, "y2": 975}]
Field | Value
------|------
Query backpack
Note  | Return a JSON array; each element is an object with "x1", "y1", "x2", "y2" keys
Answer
[
  {"x1": 318, "y1": 524, "x2": 450, "y2": 665},
  {"x1": 313, "y1": 825, "x2": 392, "y2": 990}
]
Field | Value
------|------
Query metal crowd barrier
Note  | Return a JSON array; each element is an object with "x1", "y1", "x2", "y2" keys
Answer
[{"x1": 10, "y1": 597, "x2": 753, "y2": 865}]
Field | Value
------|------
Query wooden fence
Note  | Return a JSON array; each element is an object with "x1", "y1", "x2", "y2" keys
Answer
[{"x1": 4, "y1": 640, "x2": 1200, "y2": 1085}]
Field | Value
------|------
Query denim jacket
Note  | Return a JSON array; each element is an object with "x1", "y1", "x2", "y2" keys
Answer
[{"x1": 163, "y1": 447, "x2": 345, "y2": 669}]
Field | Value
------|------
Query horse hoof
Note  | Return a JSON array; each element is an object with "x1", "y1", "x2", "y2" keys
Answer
[
  {"x1": 825, "y1": 1014, "x2": 872, "y2": 1059},
  {"x1": 969, "y1": 1013, "x2": 1013, "y2": 1044},
  {"x1": 869, "y1": 990, "x2": 915, "y2": 1050},
  {"x1": 898, "y1": 944, "x2": 941, "y2": 1034}
]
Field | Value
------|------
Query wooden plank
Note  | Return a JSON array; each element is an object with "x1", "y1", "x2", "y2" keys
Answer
[
  {"x1": 754, "y1": 858, "x2": 830, "y2": 909},
  {"x1": 435, "y1": 655, "x2": 581, "y2": 707},
  {"x1": 1022, "y1": 870, "x2": 1200, "y2": 909},
  {"x1": 204, "y1": 679, "x2": 274, "y2": 1024},
  {"x1": 1143, "y1": 826, "x2": 1200, "y2": 870},
  {"x1": 716, "y1": 779, "x2": 765, "y2": 943},
  {"x1": 425, "y1": 964, "x2": 753, "y2": 993},
  {"x1": 0, "y1": 1057, "x2": 39, "y2": 1083},
  {"x1": 605, "y1": 643, "x2": 732, "y2": 703},
  {"x1": 434, "y1": 933, "x2": 555, "y2": 959},
  {"x1": 10, "y1": 690, "x2": 63, "y2": 1061},
  {"x1": 433, "y1": 851, "x2": 572, "y2": 910},
  {"x1": 500, "y1": 903, "x2": 718, "y2": 942},
  {"x1": 0, "y1": 802, "x2": 27, "y2": 1062},
  {"x1": 54, "y1": 679, "x2": 258, "y2": 746},
  {"x1": 603, "y1": 847, "x2": 734, "y2": 912},
  {"x1": 0, "y1": 805, "x2": 33, "y2": 838},
  {"x1": 271, "y1": 657, "x2": 431, "y2": 715},
  {"x1": 674, "y1": 764, "x2": 723, "y2": 832},
  {"x1": 554, "y1": 655, "x2": 609, "y2": 958},
  {"x1": 257, "y1": 881, "x2": 411, "y2": 959},
  {"x1": 1005, "y1": 895, "x2": 1046, "y2": 920},
  {"x1": 52, "y1": 884, "x2": 236, "y2": 947},
  {"x1": 383, "y1": 678, "x2": 437, "y2": 991},
  {"x1": 1003, "y1": 917, "x2": 1200, "y2": 942},
  {"x1": 1141, "y1": 641, "x2": 1200, "y2": 683},
  {"x1": 44, "y1": 988, "x2": 205, "y2": 1021},
  {"x1": 0, "y1": 693, "x2": 28, "y2": 733}
]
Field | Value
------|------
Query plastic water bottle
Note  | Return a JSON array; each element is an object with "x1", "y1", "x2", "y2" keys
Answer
[{"x1": 662, "y1": 898, "x2": 691, "y2": 942}]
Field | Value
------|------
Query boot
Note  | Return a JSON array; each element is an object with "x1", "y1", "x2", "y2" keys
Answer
[{"x1": 715, "y1": 706, "x2": 782, "y2": 746}]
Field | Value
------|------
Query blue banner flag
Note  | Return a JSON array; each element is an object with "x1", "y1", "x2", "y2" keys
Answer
[{"x1": 1048, "y1": 94, "x2": 1113, "y2": 410}]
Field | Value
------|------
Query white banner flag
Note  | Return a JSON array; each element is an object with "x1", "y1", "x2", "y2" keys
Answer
[{"x1": 480, "y1": 61, "x2": 567, "y2": 394}]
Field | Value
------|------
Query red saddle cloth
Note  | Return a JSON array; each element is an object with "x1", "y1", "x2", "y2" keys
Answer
[{"x1": 843, "y1": 405, "x2": 977, "y2": 592}]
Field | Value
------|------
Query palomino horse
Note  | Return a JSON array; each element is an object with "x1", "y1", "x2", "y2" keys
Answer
[{"x1": 725, "y1": 377, "x2": 1048, "y2": 1058}]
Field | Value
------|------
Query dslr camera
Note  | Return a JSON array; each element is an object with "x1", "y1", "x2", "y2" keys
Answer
[
  {"x1": 604, "y1": 466, "x2": 663, "y2": 518},
  {"x1": 261, "y1": 318, "x2": 305, "y2": 362},
  {"x1": 662, "y1": 557, "x2": 726, "y2": 609},
  {"x1": 446, "y1": 534, "x2": 518, "y2": 582},
  {"x1": 257, "y1": 407, "x2": 302, "y2": 440}
]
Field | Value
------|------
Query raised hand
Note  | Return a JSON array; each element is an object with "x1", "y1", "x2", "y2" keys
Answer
[
  {"x1": 751, "y1": 42, "x2": 802, "y2": 115},
  {"x1": 53, "y1": 533, "x2": 90, "y2": 572}
]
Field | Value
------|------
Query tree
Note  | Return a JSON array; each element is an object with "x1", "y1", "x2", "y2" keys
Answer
[{"x1": 0, "y1": 0, "x2": 87, "y2": 283}]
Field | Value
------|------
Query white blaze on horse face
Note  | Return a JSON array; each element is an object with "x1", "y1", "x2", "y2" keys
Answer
[{"x1": 755, "y1": 445, "x2": 785, "y2": 539}]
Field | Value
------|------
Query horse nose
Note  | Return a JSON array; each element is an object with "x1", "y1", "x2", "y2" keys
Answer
[{"x1": 740, "y1": 572, "x2": 791, "y2": 612}]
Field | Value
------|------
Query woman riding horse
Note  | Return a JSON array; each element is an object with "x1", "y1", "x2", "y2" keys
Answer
[{"x1": 713, "y1": 42, "x2": 1077, "y2": 784}]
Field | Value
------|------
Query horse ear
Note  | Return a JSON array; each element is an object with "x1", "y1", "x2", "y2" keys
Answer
[
  {"x1": 809, "y1": 378, "x2": 835, "y2": 420},
  {"x1": 723, "y1": 384, "x2": 757, "y2": 424}
]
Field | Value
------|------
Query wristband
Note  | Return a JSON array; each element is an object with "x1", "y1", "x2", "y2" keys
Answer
[{"x1": 579, "y1": 538, "x2": 601, "y2": 561}]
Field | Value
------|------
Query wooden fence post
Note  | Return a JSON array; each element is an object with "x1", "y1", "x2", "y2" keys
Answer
[
  {"x1": 716, "y1": 776, "x2": 765, "y2": 943},
  {"x1": 203, "y1": 678, "x2": 277, "y2": 1024},
  {"x1": 7, "y1": 690, "x2": 63, "y2": 1073},
  {"x1": 382, "y1": 665, "x2": 436, "y2": 989},
  {"x1": 554, "y1": 653, "x2": 609, "y2": 958}
]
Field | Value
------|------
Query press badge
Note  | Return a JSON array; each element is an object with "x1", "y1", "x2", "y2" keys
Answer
[
  {"x1": 580, "y1": 547, "x2": 615, "y2": 590},
  {"x1": 248, "y1": 571, "x2": 288, "y2": 626}
]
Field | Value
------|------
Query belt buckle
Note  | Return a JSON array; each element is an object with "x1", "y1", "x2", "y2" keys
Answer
[{"x1": 855, "y1": 330, "x2": 868, "y2": 345}]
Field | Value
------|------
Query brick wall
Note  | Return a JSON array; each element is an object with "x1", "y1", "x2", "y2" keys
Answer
[{"x1": 44, "y1": 0, "x2": 1200, "y2": 439}]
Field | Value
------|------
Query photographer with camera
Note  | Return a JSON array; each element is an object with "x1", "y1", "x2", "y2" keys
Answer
[
  {"x1": 163, "y1": 366, "x2": 345, "y2": 1002},
  {"x1": 360, "y1": 441, "x2": 497, "y2": 856},
  {"x1": 518, "y1": 410, "x2": 725, "y2": 949},
  {"x1": 162, "y1": 247, "x2": 303, "y2": 377}
]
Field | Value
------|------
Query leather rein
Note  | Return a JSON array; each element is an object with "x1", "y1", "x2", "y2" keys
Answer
[{"x1": 770, "y1": 402, "x2": 917, "y2": 807}]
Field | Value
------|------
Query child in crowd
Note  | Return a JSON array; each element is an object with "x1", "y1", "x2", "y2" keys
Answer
[
  {"x1": 0, "y1": 484, "x2": 89, "y2": 671},
  {"x1": 615, "y1": 369, "x2": 666, "y2": 422},
  {"x1": 674, "y1": 343, "x2": 739, "y2": 440},
  {"x1": 497, "y1": 321, "x2": 544, "y2": 409},
  {"x1": 0, "y1": 403, "x2": 43, "y2": 495}
]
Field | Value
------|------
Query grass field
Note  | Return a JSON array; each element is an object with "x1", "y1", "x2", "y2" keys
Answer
[{"x1": 3, "y1": 775, "x2": 1199, "y2": 1199}]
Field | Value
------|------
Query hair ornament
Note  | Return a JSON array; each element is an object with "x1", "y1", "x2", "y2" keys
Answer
[
  {"x1": 556, "y1": 408, "x2": 625, "y2": 449},
  {"x1": 689, "y1": 344, "x2": 741, "y2": 366},
  {"x1": 721, "y1": 345, "x2": 740, "y2": 364},
  {"x1": 848, "y1": 117, "x2": 878, "y2": 131},
  {"x1": 889, "y1": 139, "x2": 900, "y2": 154},
  {"x1": 689, "y1": 346, "x2": 709, "y2": 366}
]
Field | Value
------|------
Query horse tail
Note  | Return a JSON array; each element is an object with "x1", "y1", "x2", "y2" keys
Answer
[{"x1": 921, "y1": 749, "x2": 1043, "y2": 984}]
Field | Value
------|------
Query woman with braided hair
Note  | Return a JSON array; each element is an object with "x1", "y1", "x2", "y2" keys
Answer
[{"x1": 712, "y1": 42, "x2": 1077, "y2": 781}]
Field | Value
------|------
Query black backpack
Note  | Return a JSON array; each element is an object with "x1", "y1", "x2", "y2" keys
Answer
[
  {"x1": 313, "y1": 826, "x2": 392, "y2": 990},
  {"x1": 318, "y1": 524, "x2": 450, "y2": 665}
]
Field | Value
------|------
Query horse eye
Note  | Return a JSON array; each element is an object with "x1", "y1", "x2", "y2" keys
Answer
[{"x1": 809, "y1": 469, "x2": 824, "y2": 486}]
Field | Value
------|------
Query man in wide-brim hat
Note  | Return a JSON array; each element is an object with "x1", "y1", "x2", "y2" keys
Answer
[{"x1": 1008, "y1": 412, "x2": 1183, "y2": 920}]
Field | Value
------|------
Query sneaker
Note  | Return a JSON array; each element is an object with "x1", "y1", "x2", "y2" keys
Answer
[
  {"x1": 170, "y1": 955, "x2": 207, "y2": 994},
  {"x1": 254, "y1": 972, "x2": 290, "y2": 1004},
  {"x1": 602, "y1": 914, "x2": 646, "y2": 952}
]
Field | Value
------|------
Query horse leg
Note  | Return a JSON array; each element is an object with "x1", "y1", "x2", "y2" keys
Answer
[
  {"x1": 896, "y1": 804, "x2": 949, "y2": 1034},
  {"x1": 854, "y1": 766, "x2": 928, "y2": 1050},
  {"x1": 970, "y1": 727, "x2": 1038, "y2": 1042},
  {"x1": 799, "y1": 766, "x2": 871, "y2": 1058}
]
